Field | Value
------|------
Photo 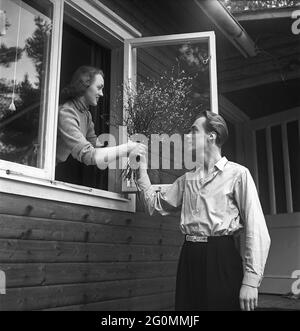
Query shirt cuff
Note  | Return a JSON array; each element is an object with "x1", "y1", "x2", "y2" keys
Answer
[
  {"x1": 136, "y1": 173, "x2": 151, "y2": 191},
  {"x1": 242, "y1": 272, "x2": 262, "y2": 288}
]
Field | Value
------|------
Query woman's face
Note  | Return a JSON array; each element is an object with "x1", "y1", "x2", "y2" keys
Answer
[{"x1": 84, "y1": 74, "x2": 104, "y2": 106}]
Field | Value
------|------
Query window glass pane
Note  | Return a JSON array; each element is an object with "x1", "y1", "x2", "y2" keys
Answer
[
  {"x1": 132, "y1": 40, "x2": 211, "y2": 184},
  {"x1": 0, "y1": 0, "x2": 53, "y2": 168}
]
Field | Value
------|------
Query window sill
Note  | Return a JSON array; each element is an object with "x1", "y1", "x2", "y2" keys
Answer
[{"x1": 0, "y1": 171, "x2": 136, "y2": 213}]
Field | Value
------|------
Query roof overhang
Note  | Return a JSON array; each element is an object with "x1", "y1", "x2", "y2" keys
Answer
[{"x1": 234, "y1": 6, "x2": 300, "y2": 21}]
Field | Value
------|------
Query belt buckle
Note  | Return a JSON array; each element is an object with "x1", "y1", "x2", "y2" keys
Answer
[{"x1": 186, "y1": 235, "x2": 208, "y2": 243}]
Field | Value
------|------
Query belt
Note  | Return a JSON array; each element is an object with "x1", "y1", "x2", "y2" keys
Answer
[
  {"x1": 185, "y1": 234, "x2": 208, "y2": 243},
  {"x1": 185, "y1": 234, "x2": 234, "y2": 243}
]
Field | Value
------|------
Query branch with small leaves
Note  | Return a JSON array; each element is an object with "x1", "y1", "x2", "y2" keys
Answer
[{"x1": 110, "y1": 67, "x2": 209, "y2": 183}]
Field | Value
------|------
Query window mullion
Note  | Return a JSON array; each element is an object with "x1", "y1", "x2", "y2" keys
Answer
[{"x1": 43, "y1": 0, "x2": 65, "y2": 180}]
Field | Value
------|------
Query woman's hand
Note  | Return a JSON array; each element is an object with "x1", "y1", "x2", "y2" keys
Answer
[
  {"x1": 127, "y1": 140, "x2": 138, "y2": 154},
  {"x1": 127, "y1": 140, "x2": 148, "y2": 157}
]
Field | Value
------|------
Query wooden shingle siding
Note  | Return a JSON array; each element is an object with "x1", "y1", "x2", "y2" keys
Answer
[{"x1": 0, "y1": 193, "x2": 182, "y2": 310}]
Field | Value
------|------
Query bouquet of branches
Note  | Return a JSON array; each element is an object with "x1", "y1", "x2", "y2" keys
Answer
[{"x1": 113, "y1": 66, "x2": 209, "y2": 184}]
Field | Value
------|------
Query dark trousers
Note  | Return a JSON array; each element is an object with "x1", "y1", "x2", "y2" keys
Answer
[{"x1": 175, "y1": 236, "x2": 243, "y2": 311}]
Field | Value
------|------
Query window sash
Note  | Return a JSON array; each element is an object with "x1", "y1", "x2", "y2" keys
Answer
[
  {"x1": 0, "y1": 0, "x2": 64, "y2": 180},
  {"x1": 122, "y1": 31, "x2": 219, "y2": 192}
]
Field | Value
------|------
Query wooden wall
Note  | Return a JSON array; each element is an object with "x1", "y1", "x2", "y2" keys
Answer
[
  {"x1": 260, "y1": 213, "x2": 300, "y2": 294},
  {"x1": 0, "y1": 193, "x2": 183, "y2": 310}
]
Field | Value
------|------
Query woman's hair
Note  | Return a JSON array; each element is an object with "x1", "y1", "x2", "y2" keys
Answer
[
  {"x1": 60, "y1": 66, "x2": 104, "y2": 103},
  {"x1": 194, "y1": 110, "x2": 229, "y2": 147}
]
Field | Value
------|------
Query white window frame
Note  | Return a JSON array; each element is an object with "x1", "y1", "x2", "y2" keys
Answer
[
  {"x1": 0, "y1": 0, "x2": 63, "y2": 180},
  {"x1": 122, "y1": 31, "x2": 219, "y2": 192},
  {"x1": 0, "y1": 0, "x2": 141, "y2": 212}
]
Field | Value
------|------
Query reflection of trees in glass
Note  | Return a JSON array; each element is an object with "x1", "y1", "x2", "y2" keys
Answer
[
  {"x1": 177, "y1": 44, "x2": 210, "y2": 103},
  {"x1": 25, "y1": 16, "x2": 51, "y2": 86},
  {"x1": 179, "y1": 44, "x2": 209, "y2": 73},
  {"x1": 220, "y1": 0, "x2": 300, "y2": 13},
  {"x1": 0, "y1": 15, "x2": 51, "y2": 166},
  {"x1": 0, "y1": 43, "x2": 23, "y2": 68},
  {"x1": 0, "y1": 18, "x2": 23, "y2": 117},
  {"x1": 0, "y1": 19, "x2": 23, "y2": 67}
]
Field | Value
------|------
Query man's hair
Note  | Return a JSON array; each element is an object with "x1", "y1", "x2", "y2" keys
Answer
[{"x1": 194, "y1": 110, "x2": 229, "y2": 147}]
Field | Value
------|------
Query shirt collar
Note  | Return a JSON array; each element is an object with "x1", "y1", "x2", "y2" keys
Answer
[
  {"x1": 193, "y1": 156, "x2": 228, "y2": 173},
  {"x1": 72, "y1": 98, "x2": 89, "y2": 113},
  {"x1": 214, "y1": 156, "x2": 228, "y2": 172}
]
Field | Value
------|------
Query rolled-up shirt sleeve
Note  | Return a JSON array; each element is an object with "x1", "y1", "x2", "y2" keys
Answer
[
  {"x1": 234, "y1": 168, "x2": 271, "y2": 288},
  {"x1": 57, "y1": 106, "x2": 96, "y2": 166},
  {"x1": 137, "y1": 173, "x2": 185, "y2": 216}
]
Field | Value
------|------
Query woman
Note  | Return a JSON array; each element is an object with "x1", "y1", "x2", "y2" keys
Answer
[{"x1": 56, "y1": 66, "x2": 145, "y2": 182}]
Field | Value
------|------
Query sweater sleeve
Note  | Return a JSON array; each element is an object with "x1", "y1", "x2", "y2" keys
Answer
[{"x1": 57, "y1": 106, "x2": 96, "y2": 166}]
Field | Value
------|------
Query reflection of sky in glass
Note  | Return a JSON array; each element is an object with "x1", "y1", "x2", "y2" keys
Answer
[{"x1": 0, "y1": 0, "x2": 50, "y2": 85}]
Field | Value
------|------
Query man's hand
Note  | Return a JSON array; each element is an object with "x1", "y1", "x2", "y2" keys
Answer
[
  {"x1": 128, "y1": 142, "x2": 148, "y2": 173},
  {"x1": 239, "y1": 285, "x2": 258, "y2": 311},
  {"x1": 137, "y1": 152, "x2": 148, "y2": 169}
]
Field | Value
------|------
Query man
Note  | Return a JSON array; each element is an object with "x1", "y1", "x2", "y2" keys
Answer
[{"x1": 136, "y1": 110, "x2": 271, "y2": 311}]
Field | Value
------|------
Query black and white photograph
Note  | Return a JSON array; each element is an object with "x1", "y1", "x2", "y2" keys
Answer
[{"x1": 0, "y1": 0, "x2": 299, "y2": 314}]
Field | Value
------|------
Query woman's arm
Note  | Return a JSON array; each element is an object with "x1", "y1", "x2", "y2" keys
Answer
[
  {"x1": 57, "y1": 106, "x2": 146, "y2": 168},
  {"x1": 94, "y1": 141, "x2": 147, "y2": 169}
]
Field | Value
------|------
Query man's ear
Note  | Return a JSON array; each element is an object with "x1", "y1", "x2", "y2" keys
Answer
[{"x1": 209, "y1": 132, "x2": 217, "y2": 142}]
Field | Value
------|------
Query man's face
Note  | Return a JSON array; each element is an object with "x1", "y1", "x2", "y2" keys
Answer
[{"x1": 186, "y1": 117, "x2": 208, "y2": 155}]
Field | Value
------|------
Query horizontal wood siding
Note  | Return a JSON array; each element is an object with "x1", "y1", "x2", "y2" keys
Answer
[{"x1": 0, "y1": 193, "x2": 182, "y2": 310}]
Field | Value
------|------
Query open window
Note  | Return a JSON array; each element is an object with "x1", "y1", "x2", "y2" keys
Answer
[
  {"x1": 0, "y1": 0, "x2": 140, "y2": 212},
  {"x1": 122, "y1": 32, "x2": 218, "y2": 192}
]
